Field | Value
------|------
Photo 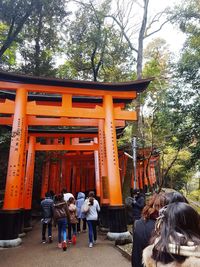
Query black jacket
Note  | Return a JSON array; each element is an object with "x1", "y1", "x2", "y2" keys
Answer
[
  {"x1": 132, "y1": 218, "x2": 155, "y2": 267},
  {"x1": 132, "y1": 194, "x2": 145, "y2": 220},
  {"x1": 41, "y1": 197, "x2": 54, "y2": 218}
]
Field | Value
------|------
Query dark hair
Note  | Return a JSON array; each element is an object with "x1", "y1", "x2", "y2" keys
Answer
[
  {"x1": 152, "y1": 202, "x2": 200, "y2": 264},
  {"x1": 68, "y1": 197, "x2": 75, "y2": 204},
  {"x1": 88, "y1": 191, "x2": 95, "y2": 198},
  {"x1": 165, "y1": 192, "x2": 188, "y2": 204},
  {"x1": 45, "y1": 192, "x2": 51, "y2": 198},
  {"x1": 88, "y1": 191, "x2": 95, "y2": 205},
  {"x1": 57, "y1": 194, "x2": 63, "y2": 202},
  {"x1": 61, "y1": 188, "x2": 67, "y2": 194},
  {"x1": 142, "y1": 193, "x2": 167, "y2": 220}
]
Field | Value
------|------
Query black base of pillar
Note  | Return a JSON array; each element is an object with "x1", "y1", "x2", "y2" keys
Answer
[
  {"x1": 18, "y1": 209, "x2": 25, "y2": 236},
  {"x1": 24, "y1": 209, "x2": 32, "y2": 232},
  {"x1": 99, "y1": 205, "x2": 109, "y2": 230},
  {"x1": 0, "y1": 210, "x2": 20, "y2": 240},
  {"x1": 108, "y1": 206, "x2": 127, "y2": 233},
  {"x1": 107, "y1": 206, "x2": 132, "y2": 243}
]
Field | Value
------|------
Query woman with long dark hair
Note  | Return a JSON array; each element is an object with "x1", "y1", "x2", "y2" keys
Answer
[
  {"x1": 132, "y1": 193, "x2": 168, "y2": 267},
  {"x1": 143, "y1": 202, "x2": 200, "y2": 266}
]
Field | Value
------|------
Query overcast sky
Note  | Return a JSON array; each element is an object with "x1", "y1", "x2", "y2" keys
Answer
[{"x1": 148, "y1": 0, "x2": 185, "y2": 53}]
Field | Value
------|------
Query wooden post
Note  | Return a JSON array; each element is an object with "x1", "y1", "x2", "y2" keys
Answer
[
  {"x1": 0, "y1": 88, "x2": 27, "y2": 243},
  {"x1": 104, "y1": 95, "x2": 122, "y2": 206},
  {"x1": 104, "y1": 95, "x2": 128, "y2": 237},
  {"x1": 24, "y1": 136, "x2": 36, "y2": 231},
  {"x1": 94, "y1": 137, "x2": 100, "y2": 198},
  {"x1": 98, "y1": 119, "x2": 109, "y2": 204}
]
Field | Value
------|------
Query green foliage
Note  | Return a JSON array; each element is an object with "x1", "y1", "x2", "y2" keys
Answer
[
  {"x1": 0, "y1": 22, "x2": 17, "y2": 68},
  {"x1": 58, "y1": 0, "x2": 133, "y2": 81},
  {"x1": 188, "y1": 190, "x2": 200, "y2": 202},
  {"x1": 19, "y1": 0, "x2": 68, "y2": 76}
]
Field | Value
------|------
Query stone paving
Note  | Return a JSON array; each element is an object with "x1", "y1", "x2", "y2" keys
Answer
[{"x1": 0, "y1": 221, "x2": 131, "y2": 267}]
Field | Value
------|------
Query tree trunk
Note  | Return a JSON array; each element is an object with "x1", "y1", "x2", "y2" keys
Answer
[
  {"x1": 0, "y1": 3, "x2": 33, "y2": 60},
  {"x1": 136, "y1": 0, "x2": 149, "y2": 79},
  {"x1": 34, "y1": 5, "x2": 43, "y2": 76}
]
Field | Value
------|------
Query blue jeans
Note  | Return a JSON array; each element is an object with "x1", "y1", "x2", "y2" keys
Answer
[
  {"x1": 57, "y1": 218, "x2": 67, "y2": 243},
  {"x1": 68, "y1": 223, "x2": 77, "y2": 240},
  {"x1": 87, "y1": 220, "x2": 97, "y2": 243}
]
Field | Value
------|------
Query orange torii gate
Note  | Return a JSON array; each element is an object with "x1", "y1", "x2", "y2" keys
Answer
[{"x1": 0, "y1": 71, "x2": 151, "y2": 246}]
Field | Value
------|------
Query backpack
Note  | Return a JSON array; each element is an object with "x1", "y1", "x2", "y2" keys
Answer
[{"x1": 53, "y1": 203, "x2": 67, "y2": 221}]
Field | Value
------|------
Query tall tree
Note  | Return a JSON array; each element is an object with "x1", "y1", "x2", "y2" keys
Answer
[
  {"x1": 0, "y1": 0, "x2": 35, "y2": 61},
  {"x1": 108, "y1": 0, "x2": 170, "y2": 79},
  {"x1": 58, "y1": 0, "x2": 133, "y2": 81},
  {"x1": 171, "y1": 0, "x2": 200, "y2": 170},
  {"x1": 19, "y1": 0, "x2": 69, "y2": 76}
]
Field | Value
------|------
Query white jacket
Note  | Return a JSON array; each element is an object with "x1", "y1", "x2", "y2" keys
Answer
[{"x1": 85, "y1": 199, "x2": 100, "y2": 221}]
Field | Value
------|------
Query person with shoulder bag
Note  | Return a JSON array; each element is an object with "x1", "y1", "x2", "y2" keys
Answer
[
  {"x1": 68, "y1": 197, "x2": 78, "y2": 245},
  {"x1": 84, "y1": 191, "x2": 100, "y2": 248},
  {"x1": 53, "y1": 194, "x2": 70, "y2": 251}
]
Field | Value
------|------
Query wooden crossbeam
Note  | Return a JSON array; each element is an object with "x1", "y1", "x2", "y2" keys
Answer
[
  {"x1": 0, "y1": 99, "x2": 137, "y2": 120},
  {"x1": 0, "y1": 116, "x2": 125, "y2": 127},
  {"x1": 35, "y1": 143, "x2": 99, "y2": 151}
]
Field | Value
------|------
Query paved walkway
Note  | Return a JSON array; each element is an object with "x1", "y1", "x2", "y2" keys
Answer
[{"x1": 0, "y1": 221, "x2": 130, "y2": 267}]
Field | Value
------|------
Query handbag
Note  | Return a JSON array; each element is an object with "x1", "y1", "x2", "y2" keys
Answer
[
  {"x1": 81, "y1": 200, "x2": 90, "y2": 214},
  {"x1": 41, "y1": 218, "x2": 52, "y2": 224}
]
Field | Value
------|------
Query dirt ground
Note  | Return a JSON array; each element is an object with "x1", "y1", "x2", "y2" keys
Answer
[{"x1": 0, "y1": 221, "x2": 131, "y2": 267}]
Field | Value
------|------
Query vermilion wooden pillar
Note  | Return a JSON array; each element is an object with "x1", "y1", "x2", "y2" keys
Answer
[
  {"x1": 0, "y1": 88, "x2": 27, "y2": 244},
  {"x1": 49, "y1": 160, "x2": 57, "y2": 193},
  {"x1": 65, "y1": 160, "x2": 72, "y2": 193},
  {"x1": 55, "y1": 159, "x2": 61, "y2": 194},
  {"x1": 40, "y1": 139, "x2": 51, "y2": 199},
  {"x1": 94, "y1": 138, "x2": 100, "y2": 198},
  {"x1": 76, "y1": 160, "x2": 81, "y2": 195},
  {"x1": 41, "y1": 156, "x2": 50, "y2": 199},
  {"x1": 98, "y1": 119, "x2": 109, "y2": 204},
  {"x1": 24, "y1": 136, "x2": 36, "y2": 231},
  {"x1": 104, "y1": 95, "x2": 128, "y2": 238},
  {"x1": 60, "y1": 158, "x2": 67, "y2": 191}
]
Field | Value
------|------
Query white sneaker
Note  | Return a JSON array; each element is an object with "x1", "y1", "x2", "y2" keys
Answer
[
  {"x1": 89, "y1": 242, "x2": 93, "y2": 248},
  {"x1": 93, "y1": 240, "x2": 97, "y2": 245}
]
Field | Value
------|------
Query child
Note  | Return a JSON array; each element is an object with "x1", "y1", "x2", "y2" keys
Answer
[
  {"x1": 68, "y1": 197, "x2": 78, "y2": 244},
  {"x1": 76, "y1": 192, "x2": 87, "y2": 233}
]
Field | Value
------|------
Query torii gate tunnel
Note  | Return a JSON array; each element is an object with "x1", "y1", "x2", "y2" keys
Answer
[{"x1": 0, "y1": 71, "x2": 151, "y2": 246}]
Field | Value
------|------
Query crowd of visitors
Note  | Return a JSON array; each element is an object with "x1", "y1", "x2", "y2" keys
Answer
[
  {"x1": 41, "y1": 187, "x2": 200, "y2": 266},
  {"x1": 40, "y1": 189, "x2": 100, "y2": 251}
]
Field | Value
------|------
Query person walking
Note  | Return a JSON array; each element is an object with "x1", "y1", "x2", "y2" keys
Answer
[
  {"x1": 62, "y1": 188, "x2": 74, "y2": 203},
  {"x1": 82, "y1": 191, "x2": 100, "y2": 248},
  {"x1": 143, "y1": 202, "x2": 200, "y2": 266},
  {"x1": 41, "y1": 192, "x2": 54, "y2": 243},
  {"x1": 53, "y1": 194, "x2": 70, "y2": 251},
  {"x1": 76, "y1": 192, "x2": 87, "y2": 233},
  {"x1": 68, "y1": 197, "x2": 78, "y2": 245}
]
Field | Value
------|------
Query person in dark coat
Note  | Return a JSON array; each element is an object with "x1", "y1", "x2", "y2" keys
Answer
[
  {"x1": 132, "y1": 193, "x2": 167, "y2": 267},
  {"x1": 131, "y1": 189, "x2": 145, "y2": 221},
  {"x1": 41, "y1": 192, "x2": 54, "y2": 243}
]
